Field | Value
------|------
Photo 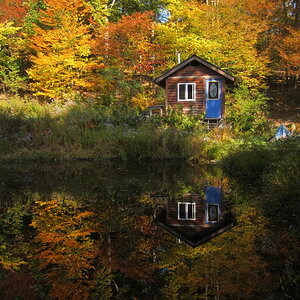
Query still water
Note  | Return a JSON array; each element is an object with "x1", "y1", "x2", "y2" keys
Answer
[{"x1": 0, "y1": 162, "x2": 298, "y2": 299}]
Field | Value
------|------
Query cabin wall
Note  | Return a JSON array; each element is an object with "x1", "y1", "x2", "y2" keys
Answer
[
  {"x1": 165, "y1": 65, "x2": 226, "y2": 115},
  {"x1": 166, "y1": 198, "x2": 205, "y2": 226}
]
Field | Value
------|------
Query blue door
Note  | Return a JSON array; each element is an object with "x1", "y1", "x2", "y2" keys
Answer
[
  {"x1": 205, "y1": 79, "x2": 222, "y2": 119},
  {"x1": 204, "y1": 186, "x2": 222, "y2": 224}
]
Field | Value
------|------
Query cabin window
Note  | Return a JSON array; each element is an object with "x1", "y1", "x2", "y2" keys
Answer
[
  {"x1": 178, "y1": 202, "x2": 196, "y2": 220},
  {"x1": 208, "y1": 81, "x2": 220, "y2": 99},
  {"x1": 208, "y1": 204, "x2": 219, "y2": 222},
  {"x1": 178, "y1": 83, "x2": 196, "y2": 101}
]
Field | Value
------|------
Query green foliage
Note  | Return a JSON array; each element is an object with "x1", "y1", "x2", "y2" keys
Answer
[
  {"x1": 90, "y1": 267, "x2": 113, "y2": 299},
  {"x1": 0, "y1": 199, "x2": 32, "y2": 271},
  {"x1": 83, "y1": 0, "x2": 109, "y2": 26},
  {"x1": 0, "y1": 96, "x2": 294, "y2": 164},
  {"x1": 223, "y1": 138, "x2": 300, "y2": 181},
  {"x1": 0, "y1": 97, "x2": 210, "y2": 162},
  {"x1": 226, "y1": 85, "x2": 270, "y2": 133},
  {"x1": 0, "y1": 22, "x2": 27, "y2": 93},
  {"x1": 155, "y1": 108, "x2": 205, "y2": 132},
  {"x1": 22, "y1": 0, "x2": 47, "y2": 33},
  {"x1": 224, "y1": 138, "x2": 300, "y2": 298}
]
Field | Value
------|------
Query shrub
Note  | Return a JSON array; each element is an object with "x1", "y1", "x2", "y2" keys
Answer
[{"x1": 226, "y1": 85, "x2": 270, "y2": 134}]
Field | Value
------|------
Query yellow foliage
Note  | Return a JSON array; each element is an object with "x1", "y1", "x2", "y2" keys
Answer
[
  {"x1": 131, "y1": 92, "x2": 157, "y2": 110},
  {"x1": 0, "y1": 257, "x2": 26, "y2": 271},
  {"x1": 30, "y1": 195, "x2": 98, "y2": 299},
  {"x1": 157, "y1": 0, "x2": 270, "y2": 88},
  {"x1": 27, "y1": 0, "x2": 103, "y2": 101}
]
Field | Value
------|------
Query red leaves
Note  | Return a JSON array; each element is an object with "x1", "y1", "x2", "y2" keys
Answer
[
  {"x1": 0, "y1": 0, "x2": 28, "y2": 25},
  {"x1": 96, "y1": 11, "x2": 161, "y2": 74}
]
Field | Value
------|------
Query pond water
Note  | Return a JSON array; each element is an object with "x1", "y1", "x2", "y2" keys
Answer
[{"x1": 0, "y1": 162, "x2": 298, "y2": 299}]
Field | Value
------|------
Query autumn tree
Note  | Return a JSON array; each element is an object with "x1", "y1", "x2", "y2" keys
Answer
[
  {"x1": 100, "y1": 12, "x2": 159, "y2": 74},
  {"x1": 95, "y1": 11, "x2": 165, "y2": 107},
  {"x1": 279, "y1": 28, "x2": 300, "y2": 80},
  {"x1": 270, "y1": 1, "x2": 300, "y2": 86},
  {"x1": 30, "y1": 196, "x2": 98, "y2": 300},
  {"x1": 0, "y1": 22, "x2": 27, "y2": 94},
  {"x1": 0, "y1": 0, "x2": 28, "y2": 25},
  {"x1": 27, "y1": 0, "x2": 102, "y2": 101},
  {"x1": 156, "y1": 0, "x2": 272, "y2": 88}
]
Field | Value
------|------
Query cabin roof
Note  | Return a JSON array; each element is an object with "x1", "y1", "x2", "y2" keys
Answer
[
  {"x1": 154, "y1": 210, "x2": 236, "y2": 247},
  {"x1": 153, "y1": 55, "x2": 235, "y2": 88}
]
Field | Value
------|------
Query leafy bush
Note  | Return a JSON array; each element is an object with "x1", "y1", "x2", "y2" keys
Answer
[
  {"x1": 223, "y1": 138, "x2": 300, "y2": 180},
  {"x1": 0, "y1": 95, "x2": 282, "y2": 163},
  {"x1": 146, "y1": 108, "x2": 205, "y2": 134},
  {"x1": 0, "y1": 97, "x2": 211, "y2": 161},
  {"x1": 226, "y1": 85, "x2": 270, "y2": 133},
  {"x1": 0, "y1": 22, "x2": 28, "y2": 94}
]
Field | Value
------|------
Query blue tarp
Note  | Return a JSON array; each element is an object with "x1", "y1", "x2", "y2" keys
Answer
[{"x1": 275, "y1": 125, "x2": 291, "y2": 140}]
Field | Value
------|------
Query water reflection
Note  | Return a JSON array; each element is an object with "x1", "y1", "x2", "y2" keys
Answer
[
  {"x1": 154, "y1": 186, "x2": 236, "y2": 247},
  {"x1": 0, "y1": 162, "x2": 298, "y2": 299}
]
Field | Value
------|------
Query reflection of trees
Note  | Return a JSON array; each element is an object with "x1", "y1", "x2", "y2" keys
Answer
[
  {"x1": 0, "y1": 162, "x2": 212, "y2": 299},
  {"x1": 90, "y1": 193, "x2": 173, "y2": 299},
  {"x1": 0, "y1": 196, "x2": 32, "y2": 271},
  {"x1": 0, "y1": 270, "x2": 36, "y2": 300},
  {"x1": 226, "y1": 157, "x2": 300, "y2": 299},
  {"x1": 1, "y1": 162, "x2": 297, "y2": 298},
  {"x1": 97, "y1": 194, "x2": 164, "y2": 280},
  {"x1": 30, "y1": 194, "x2": 99, "y2": 300},
  {"x1": 158, "y1": 207, "x2": 272, "y2": 299}
]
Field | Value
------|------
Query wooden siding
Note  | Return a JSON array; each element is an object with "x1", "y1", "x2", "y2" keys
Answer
[
  {"x1": 166, "y1": 198, "x2": 205, "y2": 226},
  {"x1": 165, "y1": 65, "x2": 226, "y2": 115}
]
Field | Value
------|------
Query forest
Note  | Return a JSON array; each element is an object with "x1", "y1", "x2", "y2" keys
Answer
[
  {"x1": 0, "y1": 0, "x2": 299, "y2": 161},
  {"x1": 0, "y1": 2, "x2": 300, "y2": 299}
]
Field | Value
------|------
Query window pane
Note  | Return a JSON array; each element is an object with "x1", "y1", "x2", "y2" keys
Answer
[
  {"x1": 209, "y1": 82, "x2": 219, "y2": 99},
  {"x1": 208, "y1": 205, "x2": 218, "y2": 221},
  {"x1": 178, "y1": 203, "x2": 186, "y2": 219},
  {"x1": 187, "y1": 203, "x2": 194, "y2": 219},
  {"x1": 179, "y1": 84, "x2": 186, "y2": 100},
  {"x1": 187, "y1": 84, "x2": 194, "y2": 99}
]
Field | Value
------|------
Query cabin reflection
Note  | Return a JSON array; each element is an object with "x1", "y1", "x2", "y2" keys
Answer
[{"x1": 154, "y1": 186, "x2": 236, "y2": 247}]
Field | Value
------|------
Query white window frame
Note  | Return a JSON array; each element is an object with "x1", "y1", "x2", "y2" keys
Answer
[
  {"x1": 177, "y1": 83, "x2": 196, "y2": 101},
  {"x1": 205, "y1": 204, "x2": 220, "y2": 223},
  {"x1": 178, "y1": 202, "x2": 196, "y2": 220},
  {"x1": 206, "y1": 80, "x2": 221, "y2": 100}
]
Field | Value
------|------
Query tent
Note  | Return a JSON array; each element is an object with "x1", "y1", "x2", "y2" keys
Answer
[{"x1": 275, "y1": 125, "x2": 291, "y2": 140}]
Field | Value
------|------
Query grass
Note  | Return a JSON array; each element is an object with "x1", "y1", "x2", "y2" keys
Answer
[
  {"x1": 0, "y1": 96, "x2": 212, "y2": 162},
  {"x1": 0, "y1": 95, "x2": 296, "y2": 163}
]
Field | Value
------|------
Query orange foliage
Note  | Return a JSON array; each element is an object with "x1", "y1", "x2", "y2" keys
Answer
[
  {"x1": 96, "y1": 12, "x2": 162, "y2": 74},
  {"x1": 279, "y1": 27, "x2": 300, "y2": 75},
  {"x1": 31, "y1": 198, "x2": 98, "y2": 300},
  {"x1": 0, "y1": 0, "x2": 28, "y2": 24}
]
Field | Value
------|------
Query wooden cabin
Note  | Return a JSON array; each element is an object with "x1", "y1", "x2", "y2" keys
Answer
[
  {"x1": 154, "y1": 186, "x2": 236, "y2": 247},
  {"x1": 166, "y1": 187, "x2": 225, "y2": 227},
  {"x1": 153, "y1": 55, "x2": 235, "y2": 122}
]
